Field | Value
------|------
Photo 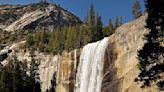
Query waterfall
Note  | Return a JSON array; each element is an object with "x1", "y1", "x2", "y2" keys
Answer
[{"x1": 75, "y1": 37, "x2": 109, "y2": 92}]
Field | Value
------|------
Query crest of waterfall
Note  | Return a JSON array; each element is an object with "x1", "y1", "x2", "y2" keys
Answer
[{"x1": 74, "y1": 37, "x2": 109, "y2": 92}]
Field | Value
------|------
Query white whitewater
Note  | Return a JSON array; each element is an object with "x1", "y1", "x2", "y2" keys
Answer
[{"x1": 75, "y1": 37, "x2": 109, "y2": 92}]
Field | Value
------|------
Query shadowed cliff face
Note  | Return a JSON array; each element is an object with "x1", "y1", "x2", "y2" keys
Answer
[{"x1": 101, "y1": 42, "x2": 119, "y2": 92}]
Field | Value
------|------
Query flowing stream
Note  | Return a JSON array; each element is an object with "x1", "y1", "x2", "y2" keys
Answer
[{"x1": 75, "y1": 37, "x2": 109, "y2": 92}]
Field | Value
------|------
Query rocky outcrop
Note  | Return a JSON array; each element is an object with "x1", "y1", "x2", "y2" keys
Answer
[
  {"x1": 101, "y1": 14, "x2": 159, "y2": 92},
  {"x1": 4, "y1": 10, "x2": 45, "y2": 31},
  {"x1": 0, "y1": 41, "x2": 81, "y2": 92},
  {"x1": 0, "y1": 2, "x2": 81, "y2": 31},
  {"x1": 0, "y1": 14, "x2": 161, "y2": 92},
  {"x1": 0, "y1": 52, "x2": 8, "y2": 61},
  {"x1": 75, "y1": 14, "x2": 159, "y2": 92},
  {"x1": 0, "y1": 46, "x2": 12, "y2": 61}
]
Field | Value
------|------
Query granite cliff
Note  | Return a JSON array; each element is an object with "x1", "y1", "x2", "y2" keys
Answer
[
  {"x1": 0, "y1": 14, "x2": 161, "y2": 92},
  {"x1": 0, "y1": 2, "x2": 81, "y2": 31},
  {"x1": 75, "y1": 14, "x2": 158, "y2": 92}
]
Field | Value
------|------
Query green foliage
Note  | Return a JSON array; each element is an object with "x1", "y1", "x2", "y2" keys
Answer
[
  {"x1": 25, "y1": 20, "x2": 104, "y2": 54},
  {"x1": 25, "y1": 26, "x2": 81, "y2": 54},
  {"x1": 103, "y1": 19, "x2": 114, "y2": 37},
  {"x1": 24, "y1": 3, "x2": 109, "y2": 54},
  {"x1": 89, "y1": 4, "x2": 95, "y2": 27},
  {"x1": 114, "y1": 16, "x2": 122, "y2": 29},
  {"x1": 26, "y1": 35, "x2": 35, "y2": 48},
  {"x1": 0, "y1": 56, "x2": 41, "y2": 92},
  {"x1": 65, "y1": 26, "x2": 80, "y2": 51},
  {"x1": 0, "y1": 30, "x2": 27, "y2": 47},
  {"x1": 103, "y1": 17, "x2": 122, "y2": 37},
  {"x1": 136, "y1": 0, "x2": 164, "y2": 90},
  {"x1": 132, "y1": 0, "x2": 142, "y2": 19},
  {"x1": 28, "y1": 53, "x2": 41, "y2": 92},
  {"x1": 79, "y1": 25, "x2": 91, "y2": 46},
  {"x1": 87, "y1": 4, "x2": 104, "y2": 42},
  {"x1": 94, "y1": 15, "x2": 103, "y2": 41},
  {"x1": 48, "y1": 28, "x2": 65, "y2": 54},
  {"x1": 24, "y1": 4, "x2": 117, "y2": 54}
]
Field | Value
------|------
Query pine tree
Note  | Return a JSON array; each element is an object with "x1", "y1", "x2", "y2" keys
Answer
[
  {"x1": 119, "y1": 16, "x2": 123, "y2": 26},
  {"x1": 88, "y1": 4, "x2": 97, "y2": 42},
  {"x1": 132, "y1": 0, "x2": 142, "y2": 19},
  {"x1": 114, "y1": 16, "x2": 119, "y2": 29},
  {"x1": 12, "y1": 58, "x2": 24, "y2": 92},
  {"x1": 73, "y1": 25, "x2": 81, "y2": 49},
  {"x1": 95, "y1": 14, "x2": 103, "y2": 41},
  {"x1": 79, "y1": 24, "x2": 91, "y2": 46},
  {"x1": 114, "y1": 16, "x2": 122, "y2": 29},
  {"x1": 108, "y1": 19, "x2": 114, "y2": 35},
  {"x1": 28, "y1": 53, "x2": 41, "y2": 92},
  {"x1": 103, "y1": 19, "x2": 114, "y2": 37},
  {"x1": 64, "y1": 27, "x2": 71, "y2": 51},
  {"x1": 84, "y1": 12, "x2": 89, "y2": 24},
  {"x1": 0, "y1": 55, "x2": 41, "y2": 92},
  {"x1": 89, "y1": 4, "x2": 95, "y2": 27},
  {"x1": 26, "y1": 35, "x2": 35, "y2": 48},
  {"x1": 136, "y1": 0, "x2": 164, "y2": 90},
  {"x1": 0, "y1": 60, "x2": 14, "y2": 92}
]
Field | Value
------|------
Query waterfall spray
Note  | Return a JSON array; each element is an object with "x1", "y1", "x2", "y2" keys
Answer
[{"x1": 75, "y1": 37, "x2": 109, "y2": 92}]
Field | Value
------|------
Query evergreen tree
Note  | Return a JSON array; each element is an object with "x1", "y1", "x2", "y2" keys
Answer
[
  {"x1": 88, "y1": 4, "x2": 96, "y2": 42},
  {"x1": 109, "y1": 19, "x2": 114, "y2": 34},
  {"x1": 65, "y1": 27, "x2": 74, "y2": 51},
  {"x1": 0, "y1": 60, "x2": 14, "y2": 92},
  {"x1": 136, "y1": 0, "x2": 164, "y2": 90},
  {"x1": 89, "y1": 4, "x2": 95, "y2": 27},
  {"x1": 28, "y1": 53, "x2": 41, "y2": 92},
  {"x1": 84, "y1": 12, "x2": 89, "y2": 24},
  {"x1": 51, "y1": 30, "x2": 64, "y2": 54},
  {"x1": 12, "y1": 58, "x2": 24, "y2": 92},
  {"x1": 0, "y1": 55, "x2": 41, "y2": 92},
  {"x1": 103, "y1": 19, "x2": 114, "y2": 37},
  {"x1": 95, "y1": 14, "x2": 103, "y2": 41},
  {"x1": 73, "y1": 25, "x2": 81, "y2": 49},
  {"x1": 113, "y1": 16, "x2": 123, "y2": 31},
  {"x1": 114, "y1": 16, "x2": 120, "y2": 29},
  {"x1": 119, "y1": 16, "x2": 123, "y2": 26},
  {"x1": 79, "y1": 24, "x2": 91, "y2": 46},
  {"x1": 26, "y1": 35, "x2": 35, "y2": 48},
  {"x1": 132, "y1": 0, "x2": 142, "y2": 19}
]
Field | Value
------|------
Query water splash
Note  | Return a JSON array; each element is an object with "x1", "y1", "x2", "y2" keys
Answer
[{"x1": 75, "y1": 37, "x2": 109, "y2": 92}]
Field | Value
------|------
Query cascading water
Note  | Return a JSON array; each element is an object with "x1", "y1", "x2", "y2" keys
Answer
[{"x1": 75, "y1": 37, "x2": 109, "y2": 92}]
